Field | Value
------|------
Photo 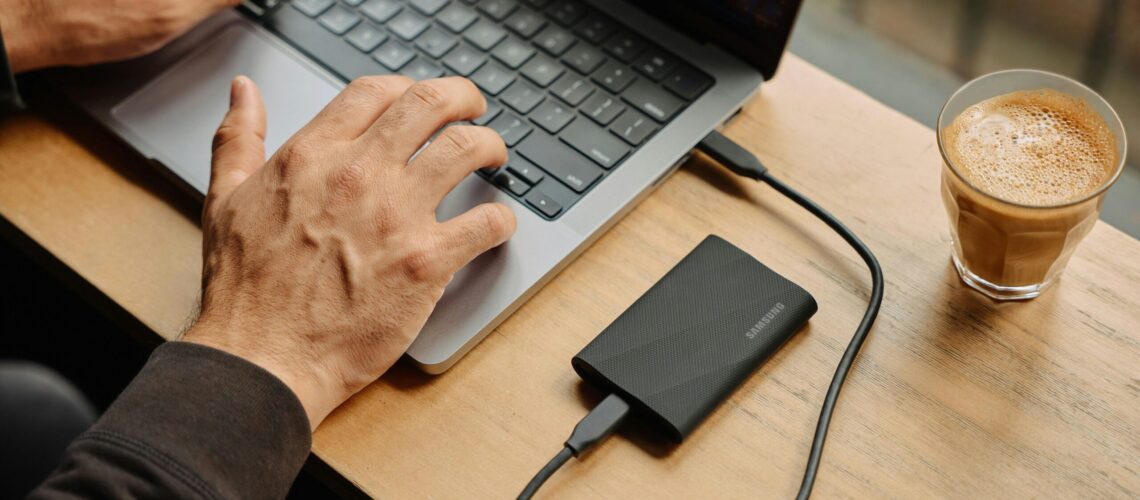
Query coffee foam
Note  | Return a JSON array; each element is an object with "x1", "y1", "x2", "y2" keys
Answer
[{"x1": 943, "y1": 88, "x2": 1118, "y2": 205}]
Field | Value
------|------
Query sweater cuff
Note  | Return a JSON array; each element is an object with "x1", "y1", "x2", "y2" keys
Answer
[{"x1": 90, "y1": 341, "x2": 312, "y2": 499}]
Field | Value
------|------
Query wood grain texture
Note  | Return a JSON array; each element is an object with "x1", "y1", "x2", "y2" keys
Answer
[{"x1": 1, "y1": 55, "x2": 1137, "y2": 498}]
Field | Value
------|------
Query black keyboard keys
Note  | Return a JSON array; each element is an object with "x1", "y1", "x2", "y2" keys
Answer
[
  {"x1": 533, "y1": 25, "x2": 576, "y2": 56},
  {"x1": 549, "y1": 73, "x2": 594, "y2": 106},
  {"x1": 530, "y1": 99, "x2": 575, "y2": 133},
  {"x1": 516, "y1": 134, "x2": 603, "y2": 193},
  {"x1": 487, "y1": 112, "x2": 533, "y2": 146},
  {"x1": 525, "y1": 189, "x2": 562, "y2": 217},
  {"x1": 470, "y1": 62, "x2": 516, "y2": 94},
  {"x1": 266, "y1": 7, "x2": 387, "y2": 81},
  {"x1": 388, "y1": 10, "x2": 431, "y2": 40},
  {"x1": 622, "y1": 79, "x2": 684, "y2": 122},
  {"x1": 442, "y1": 43, "x2": 486, "y2": 75},
  {"x1": 632, "y1": 49, "x2": 678, "y2": 82},
  {"x1": 373, "y1": 40, "x2": 416, "y2": 70},
  {"x1": 561, "y1": 120, "x2": 628, "y2": 169},
  {"x1": 663, "y1": 66, "x2": 713, "y2": 100},
  {"x1": 493, "y1": 170, "x2": 530, "y2": 196},
  {"x1": 345, "y1": 23, "x2": 388, "y2": 52},
  {"x1": 609, "y1": 108, "x2": 657, "y2": 146},
  {"x1": 318, "y1": 7, "x2": 360, "y2": 35},
  {"x1": 415, "y1": 28, "x2": 458, "y2": 58},
  {"x1": 545, "y1": 0, "x2": 586, "y2": 26},
  {"x1": 602, "y1": 31, "x2": 647, "y2": 63},
  {"x1": 473, "y1": 99, "x2": 503, "y2": 125},
  {"x1": 579, "y1": 91, "x2": 625, "y2": 125},
  {"x1": 561, "y1": 44, "x2": 605, "y2": 74},
  {"x1": 479, "y1": 0, "x2": 520, "y2": 21},
  {"x1": 359, "y1": 0, "x2": 402, "y2": 23},
  {"x1": 591, "y1": 60, "x2": 636, "y2": 93},
  {"x1": 402, "y1": 58, "x2": 444, "y2": 79},
  {"x1": 491, "y1": 36, "x2": 536, "y2": 68},
  {"x1": 437, "y1": 3, "x2": 479, "y2": 32},
  {"x1": 463, "y1": 21, "x2": 508, "y2": 50},
  {"x1": 520, "y1": 54, "x2": 563, "y2": 87},
  {"x1": 410, "y1": 0, "x2": 449, "y2": 15},
  {"x1": 500, "y1": 80, "x2": 545, "y2": 114},
  {"x1": 504, "y1": 8, "x2": 547, "y2": 38},
  {"x1": 573, "y1": 14, "x2": 615, "y2": 44},
  {"x1": 293, "y1": 0, "x2": 334, "y2": 17},
  {"x1": 507, "y1": 157, "x2": 545, "y2": 185}
]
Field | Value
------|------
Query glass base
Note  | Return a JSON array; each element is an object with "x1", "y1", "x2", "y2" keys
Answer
[{"x1": 951, "y1": 253, "x2": 1054, "y2": 301}]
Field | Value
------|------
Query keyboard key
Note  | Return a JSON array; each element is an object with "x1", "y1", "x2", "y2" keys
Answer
[
  {"x1": 561, "y1": 119, "x2": 628, "y2": 168},
  {"x1": 663, "y1": 66, "x2": 713, "y2": 100},
  {"x1": 470, "y1": 62, "x2": 516, "y2": 95},
  {"x1": 545, "y1": 0, "x2": 586, "y2": 26},
  {"x1": 517, "y1": 134, "x2": 603, "y2": 193},
  {"x1": 632, "y1": 49, "x2": 678, "y2": 82},
  {"x1": 621, "y1": 79, "x2": 684, "y2": 122},
  {"x1": 473, "y1": 99, "x2": 503, "y2": 125},
  {"x1": 525, "y1": 189, "x2": 562, "y2": 217},
  {"x1": 267, "y1": 7, "x2": 388, "y2": 80},
  {"x1": 388, "y1": 10, "x2": 431, "y2": 40},
  {"x1": 573, "y1": 14, "x2": 615, "y2": 44},
  {"x1": 493, "y1": 170, "x2": 530, "y2": 196},
  {"x1": 507, "y1": 157, "x2": 545, "y2": 184},
  {"x1": 410, "y1": 0, "x2": 450, "y2": 15},
  {"x1": 549, "y1": 73, "x2": 595, "y2": 105},
  {"x1": 479, "y1": 0, "x2": 520, "y2": 21},
  {"x1": 603, "y1": 31, "x2": 646, "y2": 63},
  {"x1": 533, "y1": 25, "x2": 576, "y2": 56},
  {"x1": 561, "y1": 44, "x2": 605, "y2": 74},
  {"x1": 609, "y1": 108, "x2": 657, "y2": 146},
  {"x1": 504, "y1": 8, "x2": 547, "y2": 38},
  {"x1": 524, "y1": 0, "x2": 553, "y2": 8},
  {"x1": 292, "y1": 0, "x2": 334, "y2": 17},
  {"x1": 520, "y1": 54, "x2": 563, "y2": 87},
  {"x1": 463, "y1": 21, "x2": 508, "y2": 51},
  {"x1": 372, "y1": 40, "x2": 416, "y2": 70},
  {"x1": 402, "y1": 58, "x2": 445, "y2": 79},
  {"x1": 345, "y1": 23, "x2": 388, "y2": 52},
  {"x1": 579, "y1": 91, "x2": 625, "y2": 125},
  {"x1": 490, "y1": 37, "x2": 536, "y2": 69},
  {"x1": 359, "y1": 0, "x2": 402, "y2": 22},
  {"x1": 442, "y1": 43, "x2": 486, "y2": 75},
  {"x1": 436, "y1": 3, "x2": 479, "y2": 32},
  {"x1": 530, "y1": 99, "x2": 575, "y2": 133},
  {"x1": 500, "y1": 81, "x2": 545, "y2": 114},
  {"x1": 318, "y1": 7, "x2": 360, "y2": 34},
  {"x1": 415, "y1": 27, "x2": 458, "y2": 58},
  {"x1": 342, "y1": 0, "x2": 363, "y2": 5},
  {"x1": 591, "y1": 60, "x2": 636, "y2": 93},
  {"x1": 488, "y1": 112, "x2": 533, "y2": 146}
]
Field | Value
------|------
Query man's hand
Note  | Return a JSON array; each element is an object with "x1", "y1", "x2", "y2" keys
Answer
[
  {"x1": 183, "y1": 75, "x2": 516, "y2": 428},
  {"x1": 0, "y1": 0, "x2": 240, "y2": 72}
]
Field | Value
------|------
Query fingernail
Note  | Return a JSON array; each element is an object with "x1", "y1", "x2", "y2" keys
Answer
[{"x1": 230, "y1": 75, "x2": 247, "y2": 108}]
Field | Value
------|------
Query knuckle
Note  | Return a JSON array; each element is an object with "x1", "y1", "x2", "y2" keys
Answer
[
  {"x1": 211, "y1": 124, "x2": 241, "y2": 153},
  {"x1": 346, "y1": 76, "x2": 392, "y2": 99},
  {"x1": 275, "y1": 139, "x2": 317, "y2": 173},
  {"x1": 406, "y1": 81, "x2": 447, "y2": 111},
  {"x1": 400, "y1": 244, "x2": 439, "y2": 282},
  {"x1": 438, "y1": 126, "x2": 479, "y2": 156},
  {"x1": 476, "y1": 204, "x2": 513, "y2": 238},
  {"x1": 330, "y1": 160, "x2": 368, "y2": 198}
]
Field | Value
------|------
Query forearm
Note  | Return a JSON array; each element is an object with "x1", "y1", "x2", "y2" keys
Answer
[
  {"x1": 0, "y1": 0, "x2": 54, "y2": 72},
  {"x1": 29, "y1": 342, "x2": 312, "y2": 500}
]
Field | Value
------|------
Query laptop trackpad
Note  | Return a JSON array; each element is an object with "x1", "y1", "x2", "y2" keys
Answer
[{"x1": 112, "y1": 23, "x2": 341, "y2": 194}]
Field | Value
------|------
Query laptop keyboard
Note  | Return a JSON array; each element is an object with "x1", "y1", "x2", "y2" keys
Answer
[{"x1": 244, "y1": 0, "x2": 713, "y2": 220}]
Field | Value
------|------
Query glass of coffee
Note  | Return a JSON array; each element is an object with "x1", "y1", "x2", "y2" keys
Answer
[{"x1": 938, "y1": 70, "x2": 1127, "y2": 300}]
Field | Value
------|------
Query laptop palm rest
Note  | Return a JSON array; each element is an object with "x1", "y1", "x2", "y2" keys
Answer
[{"x1": 112, "y1": 23, "x2": 341, "y2": 194}]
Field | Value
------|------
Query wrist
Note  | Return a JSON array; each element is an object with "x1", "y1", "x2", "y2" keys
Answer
[{"x1": 182, "y1": 318, "x2": 345, "y2": 430}]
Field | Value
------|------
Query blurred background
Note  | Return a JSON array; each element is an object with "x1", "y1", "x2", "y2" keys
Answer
[{"x1": 789, "y1": 0, "x2": 1140, "y2": 238}]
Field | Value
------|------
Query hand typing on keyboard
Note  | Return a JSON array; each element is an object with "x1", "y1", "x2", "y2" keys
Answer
[
  {"x1": 185, "y1": 75, "x2": 516, "y2": 429},
  {"x1": 0, "y1": 0, "x2": 242, "y2": 72}
]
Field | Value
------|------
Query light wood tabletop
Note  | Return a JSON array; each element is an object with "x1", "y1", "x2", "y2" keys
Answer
[{"x1": 2, "y1": 55, "x2": 1138, "y2": 499}]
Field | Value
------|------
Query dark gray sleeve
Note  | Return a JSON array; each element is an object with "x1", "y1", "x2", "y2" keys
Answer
[{"x1": 29, "y1": 342, "x2": 312, "y2": 500}]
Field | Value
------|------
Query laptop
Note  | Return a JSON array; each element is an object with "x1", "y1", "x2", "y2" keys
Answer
[{"x1": 48, "y1": 0, "x2": 801, "y2": 373}]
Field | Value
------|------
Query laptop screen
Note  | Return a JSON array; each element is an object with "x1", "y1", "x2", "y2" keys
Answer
[{"x1": 622, "y1": 0, "x2": 803, "y2": 80}]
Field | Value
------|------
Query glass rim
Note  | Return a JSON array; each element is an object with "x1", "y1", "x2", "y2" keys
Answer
[{"x1": 936, "y1": 69, "x2": 1128, "y2": 209}]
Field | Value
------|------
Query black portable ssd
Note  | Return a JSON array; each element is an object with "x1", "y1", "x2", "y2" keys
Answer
[{"x1": 572, "y1": 235, "x2": 818, "y2": 442}]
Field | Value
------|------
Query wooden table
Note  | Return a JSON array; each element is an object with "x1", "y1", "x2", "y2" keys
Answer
[{"x1": 2, "y1": 55, "x2": 1138, "y2": 499}]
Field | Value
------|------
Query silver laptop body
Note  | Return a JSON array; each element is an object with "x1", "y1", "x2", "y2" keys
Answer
[{"x1": 48, "y1": 1, "x2": 765, "y2": 373}]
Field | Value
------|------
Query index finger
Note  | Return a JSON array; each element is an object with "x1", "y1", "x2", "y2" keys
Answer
[{"x1": 364, "y1": 77, "x2": 486, "y2": 163}]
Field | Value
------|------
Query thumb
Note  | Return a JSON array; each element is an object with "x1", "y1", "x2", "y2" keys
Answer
[{"x1": 209, "y1": 75, "x2": 267, "y2": 202}]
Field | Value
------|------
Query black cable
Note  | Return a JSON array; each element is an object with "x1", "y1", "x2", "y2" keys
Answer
[
  {"x1": 697, "y1": 131, "x2": 885, "y2": 500},
  {"x1": 518, "y1": 394, "x2": 631, "y2": 500}
]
